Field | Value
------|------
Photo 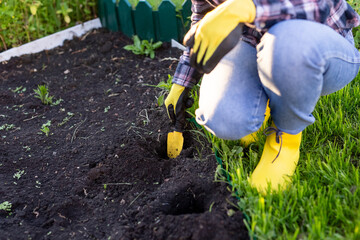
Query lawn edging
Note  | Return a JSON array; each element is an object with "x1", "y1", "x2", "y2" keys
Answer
[{"x1": 0, "y1": 18, "x2": 102, "y2": 63}]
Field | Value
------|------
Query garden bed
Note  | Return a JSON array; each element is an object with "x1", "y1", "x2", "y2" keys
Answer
[{"x1": 0, "y1": 29, "x2": 248, "y2": 239}]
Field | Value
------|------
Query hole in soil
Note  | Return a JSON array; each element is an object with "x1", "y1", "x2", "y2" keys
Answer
[
  {"x1": 163, "y1": 188, "x2": 205, "y2": 215},
  {"x1": 155, "y1": 134, "x2": 168, "y2": 159}
]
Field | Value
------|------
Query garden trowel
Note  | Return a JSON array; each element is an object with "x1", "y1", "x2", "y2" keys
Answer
[
  {"x1": 166, "y1": 103, "x2": 185, "y2": 159},
  {"x1": 167, "y1": 131, "x2": 184, "y2": 158}
]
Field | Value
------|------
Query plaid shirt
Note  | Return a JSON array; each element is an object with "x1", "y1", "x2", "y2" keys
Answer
[{"x1": 173, "y1": 0, "x2": 360, "y2": 88}]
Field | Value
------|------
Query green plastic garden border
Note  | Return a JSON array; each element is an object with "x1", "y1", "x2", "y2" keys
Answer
[{"x1": 98, "y1": 0, "x2": 191, "y2": 42}]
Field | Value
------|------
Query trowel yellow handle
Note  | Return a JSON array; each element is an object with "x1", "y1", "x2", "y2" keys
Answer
[{"x1": 167, "y1": 131, "x2": 184, "y2": 158}]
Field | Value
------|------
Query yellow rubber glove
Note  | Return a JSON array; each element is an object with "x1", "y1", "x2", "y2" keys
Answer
[
  {"x1": 164, "y1": 84, "x2": 190, "y2": 131},
  {"x1": 183, "y1": 0, "x2": 256, "y2": 73}
]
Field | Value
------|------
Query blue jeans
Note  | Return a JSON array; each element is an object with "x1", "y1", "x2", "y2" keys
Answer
[{"x1": 195, "y1": 20, "x2": 360, "y2": 139}]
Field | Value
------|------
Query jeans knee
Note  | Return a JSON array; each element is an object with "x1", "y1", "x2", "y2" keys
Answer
[
  {"x1": 257, "y1": 26, "x2": 325, "y2": 100},
  {"x1": 260, "y1": 39, "x2": 321, "y2": 81},
  {"x1": 195, "y1": 107, "x2": 263, "y2": 140}
]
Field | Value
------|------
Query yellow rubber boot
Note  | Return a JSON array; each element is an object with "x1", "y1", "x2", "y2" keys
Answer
[
  {"x1": 240, "y1": 101, "x2": 271, "y2": 147},
  {"x1": 249, "y1": 126, "x2": 302, "y2": 194}
]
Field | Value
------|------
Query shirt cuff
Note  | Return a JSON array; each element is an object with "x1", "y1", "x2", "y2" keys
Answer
[{"x1": 172, "y1": 48, "x2": 203, "y2": 88}]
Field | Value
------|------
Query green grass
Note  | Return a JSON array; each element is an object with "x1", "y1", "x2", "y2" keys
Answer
[
  {"x1": 197, "y1": 74, "x2": 360, "y2": 239},
  {"x1": 0, "y1": 0, "x2": 187, "y2": 52},
  {"x1": 0, "y1": 0, "x2": 97, "y2": 52}
]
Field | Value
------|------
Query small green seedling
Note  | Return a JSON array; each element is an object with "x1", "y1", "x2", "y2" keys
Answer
[
  {"x1": 52, "y1": 98, "x2": 63, "y2": 106},
  {"x1": 58, "y1": 112, "x2": 74, "y2": 126},
  {"x1": 23, "y1": 146, "x2": 31, "y2": 152},
  {"x1": 0, "y1": 123, "x2": 15, "y2": 131},
  {"x1": 158, "y1": 75, "x2": 173, "y2": 106},
  {"x1": 104, "y1": 106, "x2": 111, "y2": 113},
  {"x1": 11, "y1": 86, "x2": 26, "y2": 93},
  {"x1": 13, "y1": 169, "x2": 25, "y2": 180},
  {"x1": 124, "y1": 35, "x2": 162, "y2": 59},
  {"x1": 152, "y1": 74, "x2": 173, "y2": 92},
  {"x1": 0, "y1": 201, "x2": 12, "y2": 212},
  {"x1": 40, "y1": 120, "x2": 51, "y2": 136},
  {"x1": 145, "y1": 74, "x2": 173, "y2": 107},
  {"x1": 34, "y1": 85, "x2": 53, "y2": 105}
]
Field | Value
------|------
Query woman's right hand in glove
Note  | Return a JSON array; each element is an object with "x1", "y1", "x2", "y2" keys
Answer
[{"x1": 164, "y1": 83, "x2": 192, "y2": 131}]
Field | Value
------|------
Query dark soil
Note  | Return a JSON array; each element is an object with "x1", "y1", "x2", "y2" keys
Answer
[{"x1": 0, "y1": 29, "x2": 248, "y2": 240}]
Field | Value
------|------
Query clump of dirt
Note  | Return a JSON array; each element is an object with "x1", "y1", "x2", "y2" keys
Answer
[{"x1": 0, "y1": 28, "x2": 248, "y2": 239}]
